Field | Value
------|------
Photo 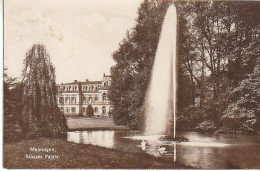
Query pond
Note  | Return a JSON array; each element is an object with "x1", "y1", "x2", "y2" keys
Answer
[{"x1": 67, "y1": 130, "x2": 260, "y2": 169}]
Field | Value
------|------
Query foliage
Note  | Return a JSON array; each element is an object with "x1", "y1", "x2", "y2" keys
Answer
[
  {"x1": 20, "y1": 44, "x2": 67, "y2": 137},
  {"x1": 86, "y1": 105, "x2": 94, "y2": 117},
  {"x1": 110, "y1": 1, "x2": 260, "y2": 133},
  {"x1": 109, "y1": 0, "x2": 193, "y2": 129},
  {"x1": 4, "y1": 67, "x2": 24, "y2": 142},
  {"x1": 222, "y1": 62, "x2": 260, "y2": 133},
  {"x1": 177, "y1": 1, "x2": 260, "y2": 133},
  {"x1": 109, "y1": 0, "x2": 170, "y2": 129}
]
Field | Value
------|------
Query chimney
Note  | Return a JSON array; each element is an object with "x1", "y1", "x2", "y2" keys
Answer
[
  {"x1": 74, "y1": 80, "x2": 77, "y2": 83},
  {"x1": 86, "y1": 79, "x2": 89, "y2": 82}
]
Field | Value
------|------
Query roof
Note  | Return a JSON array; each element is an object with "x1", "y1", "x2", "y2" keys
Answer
[{"x1": 60, "y1": 81, "x2": 102, "y2": 85}]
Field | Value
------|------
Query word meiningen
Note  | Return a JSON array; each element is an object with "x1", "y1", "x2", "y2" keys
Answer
[{"x1": 30, "y1": 147, "x2": 56, "y2": 153}]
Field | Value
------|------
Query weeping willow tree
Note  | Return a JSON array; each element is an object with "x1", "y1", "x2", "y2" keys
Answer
[{"x1": 21, "y1": 44, "x2": 67, "y2": 136}]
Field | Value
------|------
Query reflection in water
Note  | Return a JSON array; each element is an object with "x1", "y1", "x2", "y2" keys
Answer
[
  {"x1": 173, "y1": 142, "x2": 176, "y2": 162},
  {"x1": 67, "y1": 130, "x2": 260, "y2": 169},
  {"x1": 67, "y1": 130, "x2": 115, "y2": 148}
]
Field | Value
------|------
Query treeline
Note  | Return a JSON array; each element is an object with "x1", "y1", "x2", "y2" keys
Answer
[
  {"x1": 109, "y1": 0, "x2": 260, "y2": 134},
  {"x1": 4, "y1": 44, "x2": 67, "y2": 142}
]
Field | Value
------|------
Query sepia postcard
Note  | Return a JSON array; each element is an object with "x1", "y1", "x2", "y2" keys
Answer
[{"x1": 2, "y1": 0, "x2": 260, "y2": 169}]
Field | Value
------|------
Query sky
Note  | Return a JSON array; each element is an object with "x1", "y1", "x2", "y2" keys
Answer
[{"x1": 4, "y1": 0, "x2": 143, "y2": 83}]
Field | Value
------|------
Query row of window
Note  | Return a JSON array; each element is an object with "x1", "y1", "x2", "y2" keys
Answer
[
  {"x1": 59, "y1": 80, "x2": 111, "y2": 92},
  {"x1": 59, "y1": 94, "x2": 108, "y2": 104},
  {"x1": 59, "y1": 96, "x2": 77, "y2": 104},
  {"x1": 59, "y1": 106, "x2": 107, "y2": 114},
  {"x1": 59, "y1": 107, "x2": 76, "y2": 113},
  {"x1": 59, "y1": 85, "x2": 106, "y2": 92}
]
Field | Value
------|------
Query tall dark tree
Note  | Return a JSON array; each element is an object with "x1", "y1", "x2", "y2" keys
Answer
[{"x1": 20, "y1": 44, "x2": 67, "y2": 136}]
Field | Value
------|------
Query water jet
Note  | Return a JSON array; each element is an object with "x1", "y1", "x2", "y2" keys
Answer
[{"x1": 144, "y1": 4, "x2": 178, "y2": 137}]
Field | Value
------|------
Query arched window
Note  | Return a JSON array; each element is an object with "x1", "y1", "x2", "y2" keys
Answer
[
  {"x1": 95, "y1": 87, "x2": 98, "y2": 91},
  {"x1": 104, "y1": 82, "x2": 107, "y2": 87},
  {"x1": 102, "y1": 106, "x2": 106, "y2": 114},
  {"x1": 85, "y1": 86, "x2": 88, "y2": 91},
  {"x1": 103, "y1": 93, "x2": 107, "y2": 101}
]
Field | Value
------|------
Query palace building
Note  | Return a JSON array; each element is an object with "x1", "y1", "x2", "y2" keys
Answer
[{"x1": 57, "y1": 74, "x2": 113, "y2": 116}]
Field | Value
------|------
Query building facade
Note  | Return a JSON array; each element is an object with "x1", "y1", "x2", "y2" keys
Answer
[{"x1": 57, "y1": 74, "x2": 113, "y2": 116}]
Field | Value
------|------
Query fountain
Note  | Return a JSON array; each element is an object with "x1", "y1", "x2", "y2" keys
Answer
[
  {"x1": 125, "y1": 4, "x2": 188, "y2": 161},
  {"x1": 144, "y1": 4, "x2": 178, "y2": 137}
]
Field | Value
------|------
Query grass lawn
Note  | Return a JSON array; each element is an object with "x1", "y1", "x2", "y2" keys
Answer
[
  {"x1": 3, "y1": 137, "x2": 191, "y2": 169},
  {"x1": 67, "y1": 116, "x2": 129, "y2": 131}
]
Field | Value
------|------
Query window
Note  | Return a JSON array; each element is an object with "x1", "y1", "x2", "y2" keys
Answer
[
  {"x1": 95, "y1": 87, "x2": 98, "y2": 91},
  {"x1": 83, "y1": 107, "x2": 86, "y2": 113},
  {"x1": 88, "y1": 97, "x2": 92, "y2": 103},
  {"x1": 71, "y1": 107, "x2": 76, "y2": 113},
  {"x1": 95, "y1": 96, "x2": 98, "y2": 101},
  {"x1": 102, "y1": 106, "x2": 106, "y2": 114},
  {"x1": 71, "y1": 97, "x2": 76, "y2": 104},
  {"x1": 66, "y1": 107, "x2": 70, "y2": 113},
  {"x1": 94, "y1": 107, "x2": 98, "y2": 113},
  {"x1": 83, "y1": 97, "x2": 86, "y2": 104},
  {"x1": 103, "y1": 93, "x2": 107, "y2": 101},
  {"x1": 59, "y1": 97, "x2": 64, "y2": 104},
  {"x1": 65, "y1": 97, "x2": 70, "y2": 104}
]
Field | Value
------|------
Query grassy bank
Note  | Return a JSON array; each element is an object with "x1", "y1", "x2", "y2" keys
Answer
[
  {"x1": 67, "y1": 116, "x2": 129, "y2": 131},
  {"x1": 4, "y1": 137, "x2": 191, "y2": 169}
]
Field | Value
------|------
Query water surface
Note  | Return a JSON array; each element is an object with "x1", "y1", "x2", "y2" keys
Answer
[{"x1": 67, "y1": 130, "x2": 260, "y2": 169}]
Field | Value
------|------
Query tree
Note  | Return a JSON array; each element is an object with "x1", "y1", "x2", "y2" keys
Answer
[
  {"x1": 222, "y1": 59, "x2": 260, "y2": 133},
  {"x1": 86, "y1": 105, "x2": 94, "y2": 117},
  {"x1": 109, "y1": 1, "x2": 193, "y2": 129},
  {"x1": 4, "y1": 67, "x2": 24, "y2": 142},
  {"x1": 20, "y1": 44, "x2": 67, "y2": 136},
  {"x1": 170, "y1": 1, "x2": 260, "y2": 133}
]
